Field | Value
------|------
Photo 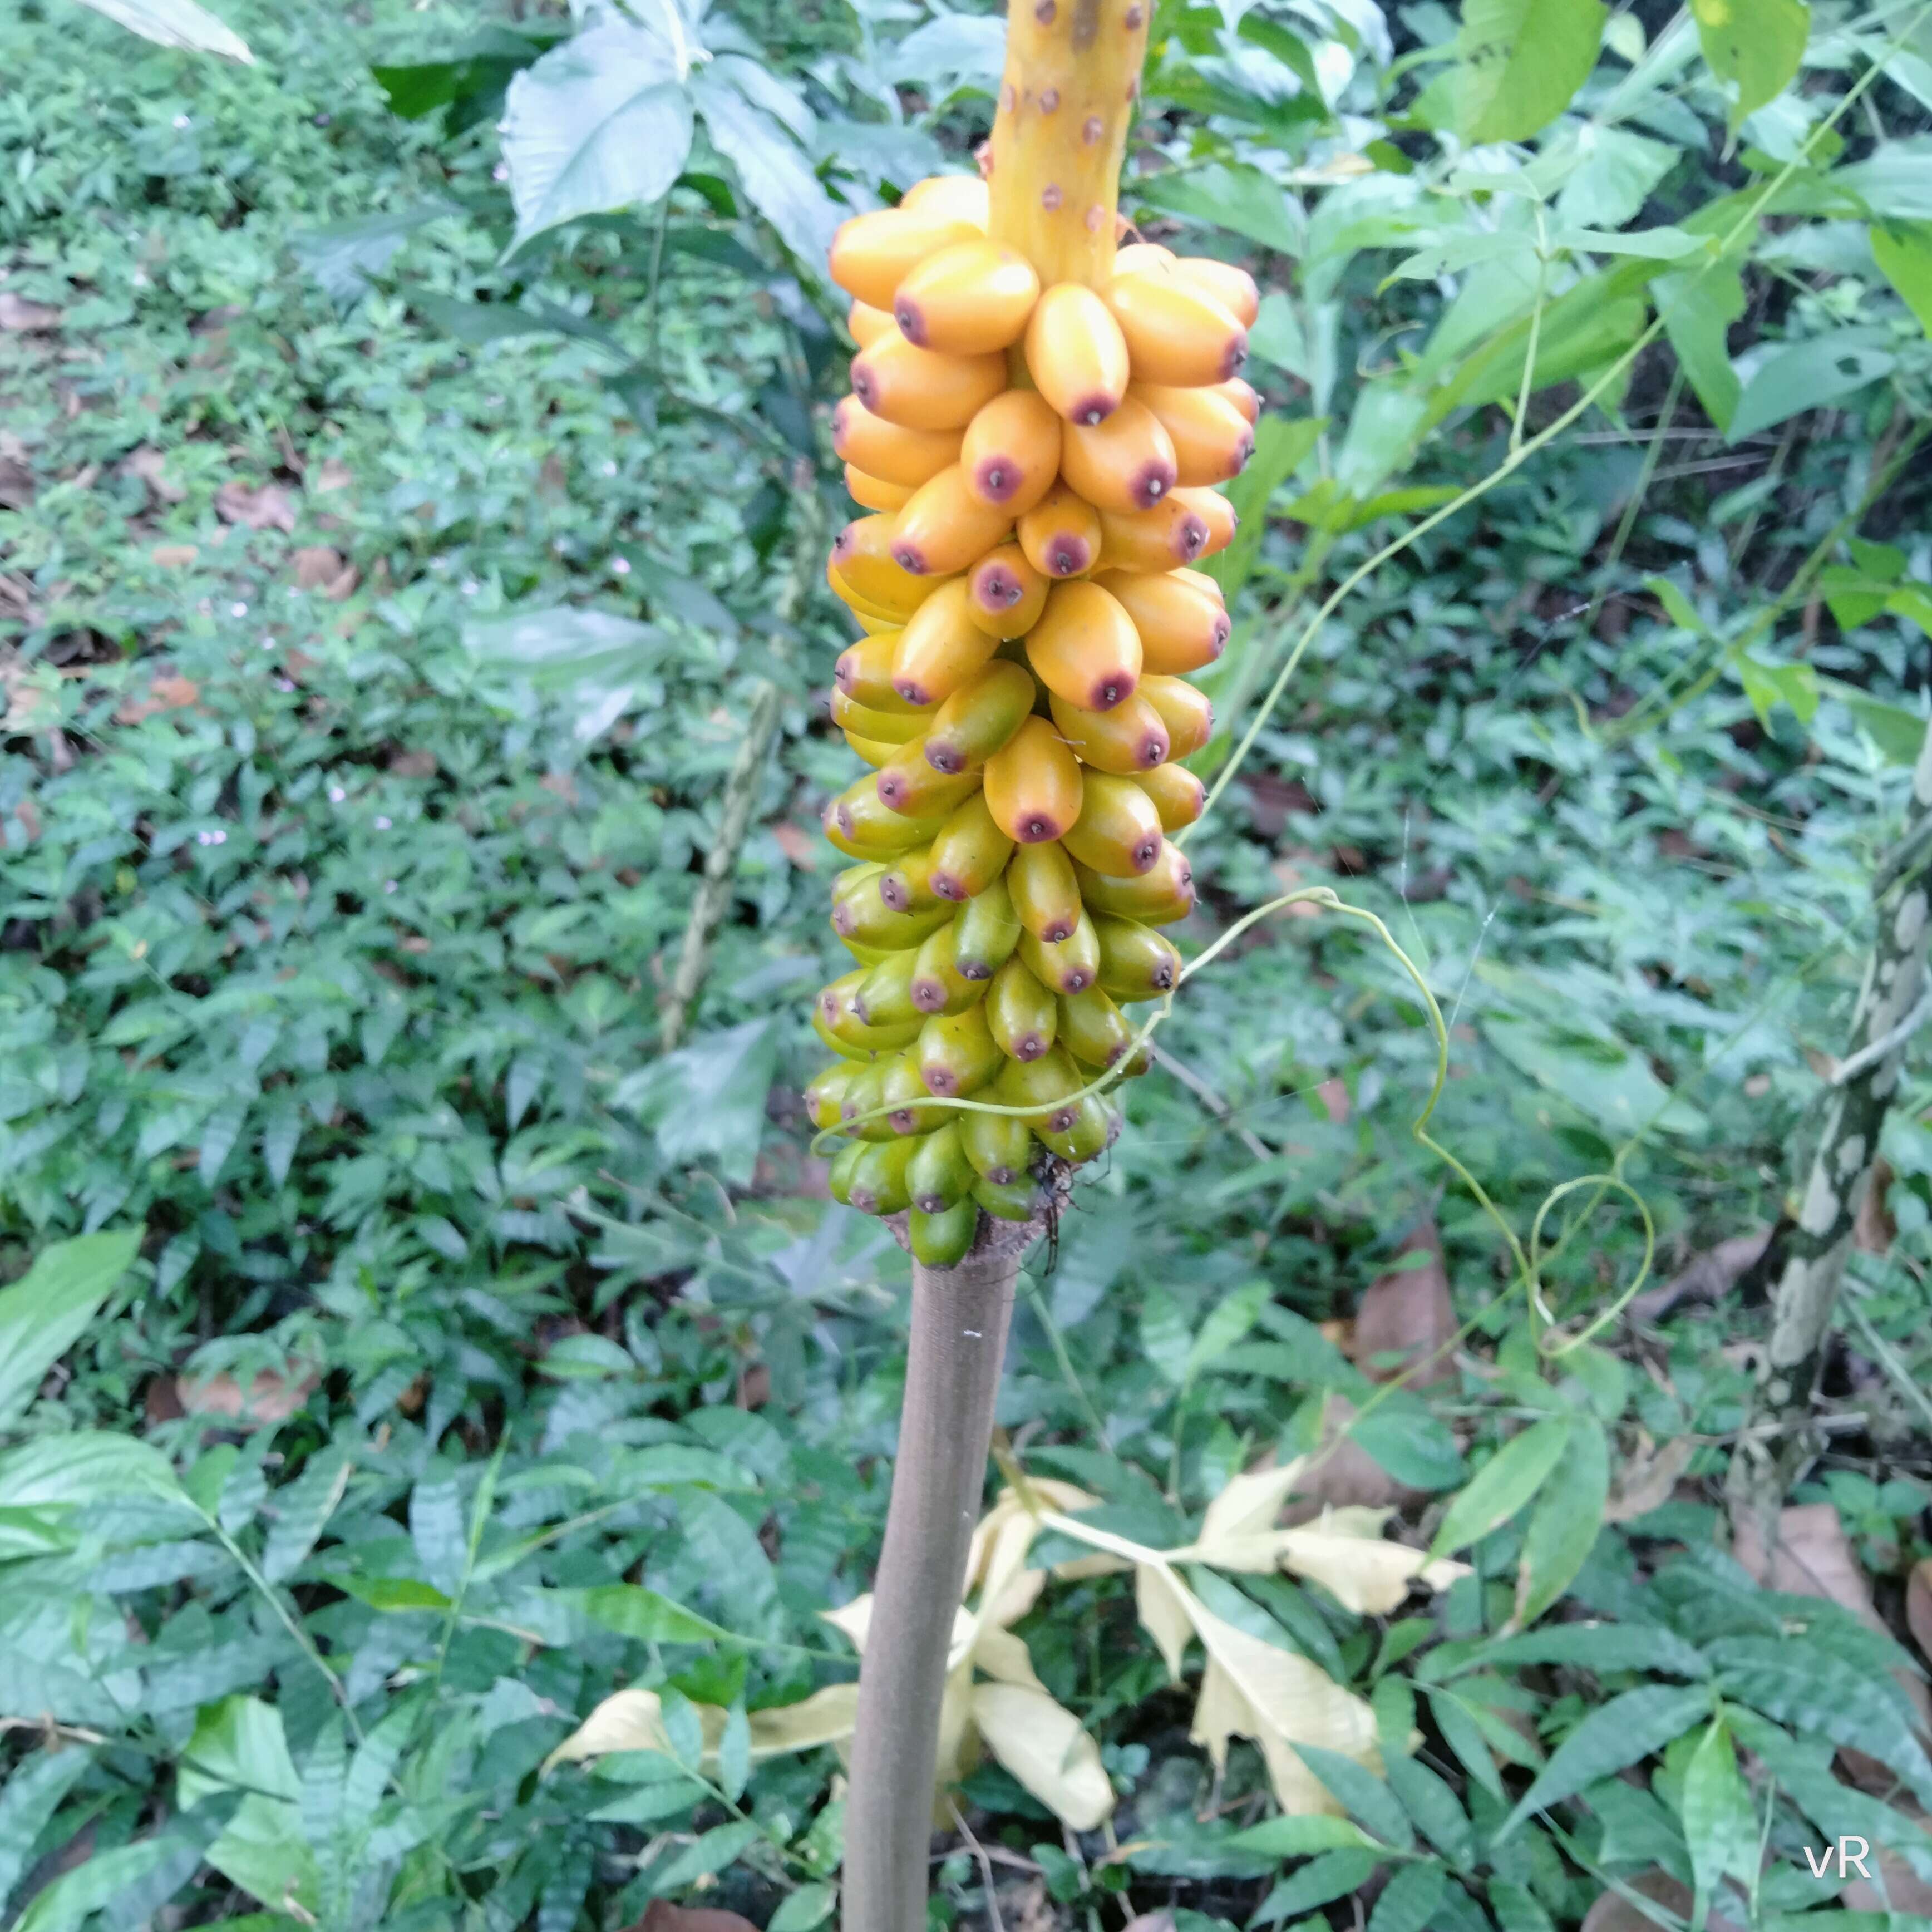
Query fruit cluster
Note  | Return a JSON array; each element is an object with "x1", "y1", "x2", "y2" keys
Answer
[{"x1": 808, "y1": 172, "x2": 1256, "y2": 1266}]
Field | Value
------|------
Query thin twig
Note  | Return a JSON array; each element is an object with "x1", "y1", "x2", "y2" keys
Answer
[
  {"x1": 659, "y1": 468, "x2": 821, "y2": 1050},
  {"x1": 948, "y1": 1800, "x2": 1011, "y2": 1932},
  {"x1": 1152, "y1": 1046, "x2": 1274, "y2": 1162}
]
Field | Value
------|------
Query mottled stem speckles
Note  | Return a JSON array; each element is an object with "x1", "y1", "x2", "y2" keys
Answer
[{"x1": 1757, "y1": 716, "x2": 1932, "y2": 1415}]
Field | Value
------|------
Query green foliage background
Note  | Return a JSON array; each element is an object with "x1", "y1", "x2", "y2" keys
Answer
[{"x1": 1, "y1": 0, "x2": 1930, "y2": 1924}]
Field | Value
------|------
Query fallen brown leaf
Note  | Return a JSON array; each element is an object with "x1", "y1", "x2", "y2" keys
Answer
[
  {"x1": 388, "y1": 748, "x2": 437, "y2": 779},
  {"x1": 215, "y1": 479, "x2": 298, "y2": 533},
  {"x1": 1283, "y1": 1394, "x2": 1406, "y2": 1522},
  {"x1": 121, "y1": 445, "x2": 185, "y2": 504},
  {"x1": 1580, "y1": 1871, "x2": 1743, "y2": 1932},
  {"x1": 1603, "y1": 1431, "x2": 1697, "y2": 1523},
  {"x1": 1314, "y1": 1075, "x2": 1351, "y2": 1124},
  {"x1": 0, "y1": 292, "x2": 61, "y2": 331},
  {"x1": 115, "y1": 675, "x2": 203, "y2": 724},
  {"x1": 292, "y1": 545, "x2": 357, "y2": 598},
  {"x1": 624, "y1": 1904, "x2": 760, "y2": 1932},
  {"x1": 1352, "y1": 1218, "x2": 1455, "y2": 1388},
  {"x1": 1854, "y1": 1156, "x2": 1896, "y2": 1254},
  {"x1": 0, "y1": 455, "x2": 32, "y2": 509},
  {"x1": 1734, "y1": 1501, "x2": 1882, "y2": 1629},
  {"x1": 538, "y1": 772, "x2": 579, "y2": 806},
  {"x1": 1629, "y1": 1228, "x2": 1771, "y2": 1322},
  {"x1": 773, "y1": 821, "x2": 819, "y2": 867},
  {"x1": 1840, "y1": 1802, "x2": 1932, "y2": 1916},
  {"x1": 177, "y1": 1367, "x2": 318, "y2": 1425},
  {"x1": 313, "y1": 456, "x2": 353, "y2": 492},
  {"x1": 150, "y1": 544, "x2": 199, "y2": 569},
  {"x1": 1908, "y1": 1558, "x2": 1932, "y2": 1665}
]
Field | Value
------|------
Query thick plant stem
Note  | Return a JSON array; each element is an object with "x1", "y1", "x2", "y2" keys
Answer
[
  {"x1": 1731, "y1": 719, "x2": 1932, "y2": 1537},
  {"x1": 844, "y1": 1246, "x2": 1023, "y2": 1932},
  {"x1": 984, "y1": 0, "x2": 1149, "y2": 289}
]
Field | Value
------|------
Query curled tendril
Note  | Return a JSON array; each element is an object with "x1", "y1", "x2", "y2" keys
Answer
[{"x1": 811, "y1": 885, "x2": 1657, "y2": 1362}]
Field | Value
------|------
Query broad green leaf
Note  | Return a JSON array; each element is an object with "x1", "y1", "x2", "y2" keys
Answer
[
  {"x1": 0, "y1": 1752, "x2": 90, "y2": 1900},
  {"x1": 1489, "y1": 1877, "x2": 1558, "y2": 1932},
  {"x1": 1429, "y1": 1687, "x2": 1506, "y2": 1798},
  {"x1": 1187, "y1": 1277, "x2": 1269, "y2": 1378},
  {"x1": 1386, "y1": 1752, "x2": 1476, "y2": 1869},
  {"x1": 1228, "y1": 1813, "x2": 1383, "y2": 1857},
  {"x1": 1456, "y1": 0, "x2": 1608, "y2": 144},
  {"x1": 1707, "y1": 1635, "x2": 1932, "y2": 1805},
  {"x1": 575, "y1": 1583, "x2": 731, "y2": 1645},
  {"x1": 691, "y1": 62, "x2": 839, "y2": 269},
  {"x1": 0, "y1": 1431, "x2": 183, "y2": 1508},
  {"x1": 643, "y1": 1817, "x2": 762, "y2": 1894},
  {"x1": 612, "y1": 1019, "x2": 777, "y2": 1187},
  {"x1": 1252, "y1": 1847, "x2": 1382, "y2": 1923},
  {"x1": 331, "y1": 1574, "x2": 452, "y2": 1612},
  {"x1": 1132, "y1": 162, "x2": 1305, "y2": 257},
  {"x1": 1818, "y1": 678, "x2": 1929, "y2": 765},
  {"x1": 1733, "y1": 650, "x2": 1819, "y2": 729},
  {"x1": 1290, "y1": 1745, "x2": 1414, "y2": 1850},
  {"x1": 1553, "y1": 124, "x2": 1680, "y2": 229},
  {"x1": 1427, "y1": 1621, "x2": 1709, "y2": 1681},
  {"x1": 1872, "y1": 222, "x2": 1932, "y2": 334},
  {"x1": 1680, "y1": 1717, "x2": 1753, "y2": 1923},
  {"x1": 1728, "y1": 329, "x2": 1895, "y2": 442},
  {"x1": 1137, "y1": 1283, "x2": 1194, "y2": 1386},
  {"x1": 1430, "y1": 1417, "x2": 1570, "y2": 1558},
  {"x1": 1514, "y1": 1414, "x2": 1609, "y2": 1625},
  {"x1": 0, "y1": 1230, "x2": 141, "y2": 1431},
  {"x1": 1692, "y1": 0, "x2": 1810, "y2": 127},
  {"x1": 1499, "y1": 1683, "x2": 1714, "y2": 1836},
  {"x1": 1366, "y1": 1860, "x2": 1448, "y2": 1932},
  {"x1": 289, "y1": 204, "x2": 453, "y2": 310},
  {"x1": 501, "y1": 22, "x2": 696, "y2": 250},
  {"x1": 67, "y1": 0, "x2": 251, "y2": 61},
  {"x1": 767, "y1": 1882, "x2": 837, "y2": 1932}
]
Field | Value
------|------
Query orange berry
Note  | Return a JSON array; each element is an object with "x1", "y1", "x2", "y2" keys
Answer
[
  {"x1": 848, "y1": 300, "x2": 895, "y2": 348},
  {"x1": 1127, "y1": 761, "x2": 1206, "y2": 832},
  {"x1": 890, "y1": 464, "x2": 1014, "y2": 576},
  {"x1": 984, "y1": 716, "x2": 1083, "y2": 845},
  {"x1": 900, "y1": 175, "x2": 990, "y2": 227},
  {"x1": 830, "y1": 514, "x2": 947, "y2": 618},
  {"x1": 893, "y1": 239, "x2": 1040, "y2": 354},
  {"x1": 1130, "y1": 382, "x2": 1254, "y2": 487},
  {"x1": 1096, "y1": 497, "x2": 1212, "y2": 573},
  {"x1": 929, "y1": 791, "x2": 1014, "y2": 901},
  {"x1": 1018, "y1": 481, "x2": 1103, "y2": 580},
  {"x1": 1059, "y1": 396, "x2": 1179, "y2": 514},
  {"x1": 1024, "y1": 581, "x2": 1143, "y2": 713},
  {"x1": 1141, "y1": 674, "x2": 1215, "y2": 757},
  {"x1": 960, "y1": 390, "x2": 1062, "y2": 514},
  {"x1": 1062, "y1": 771, "x2": 1165, "y2": 878},
  {"x1": 924, "y1": 660, "x2": 1038, "y2": 774},
  {"x1": 1173, "y1": 255, "x2": 1260, "y2": 327},
  {"x1": 1094, "y1": 567, "x2": 1230, "y2": 674},
  {"x1": 1047, "y1": 689, "x2": 1170, "y2": 774},
  {"x1": 835, "y1": 629, "x2": 908, "y2": 708},
  {"x1": 851, "y1": 328, "x2": 1008, "y2": 431},
  {"x1": 1215, "y1": 376, "x2": 1261, "y2": 423},
  {"x1": 1171, "y1": 486, "x2": 1238, "y2": 560},
  {"x1": 1024, "y1": 283, "x2": 1130, "y2": 425},
  {"x1": 874, "y1": 741, "x2": 984, "y2": 819},
  {"x1": 832, "y1": 397, "x2": 962, "y2": 488},
  {"x1": 1073, "y1": 841, "x2": 1195, "y2": 922},
  {"x1": 1104, "y1": 274, "x2": 1248, "y2": 387},
  {"x1": 845, "y1": 464, "x2": 913, "y2": 512},
  {"x1": 829, "y1": 206, "x2": 983, "y2": 310},
  {"x1": 1113, "y1": 241, "x2": 1176, "y2": 278},
  {"x1": 964, "y1": 543, "x2": 1050, "y2": 638},
  {"x1": 1006, "y1": 840, "x2": 1083, "y2": 943},
  {"x1": 893, "y1": 579, "x2": 1000, "y2": 706}
]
